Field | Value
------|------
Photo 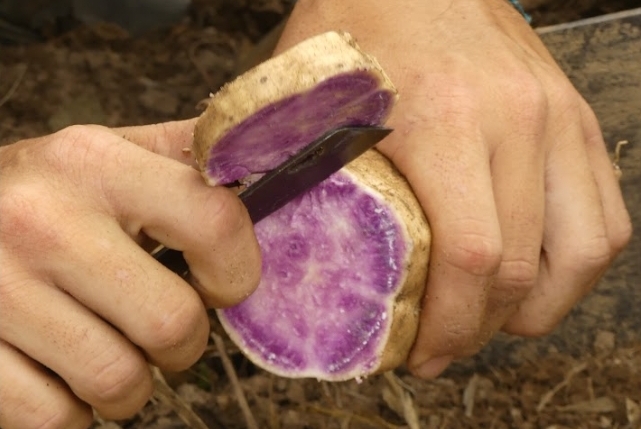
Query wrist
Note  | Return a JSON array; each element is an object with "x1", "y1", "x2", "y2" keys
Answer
[
  {"x1": 506, "y1": 0, "x2": 532, "y2": 22},
  {"x1": 278, "y1": 0, "x2": 471, "y2": 51}
]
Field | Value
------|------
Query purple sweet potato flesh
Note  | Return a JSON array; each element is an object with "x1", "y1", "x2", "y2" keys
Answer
[
  {"x1": 218, "y1": 172, "x2": 409, "y2": 379},
  {"x1": 205, "y1": 71, "x2": 395, "y2": 184}
]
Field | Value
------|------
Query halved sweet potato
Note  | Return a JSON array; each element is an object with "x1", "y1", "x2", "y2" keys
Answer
[{"x1": 193, "y1": 31, "x2": 430, "y2": 381}]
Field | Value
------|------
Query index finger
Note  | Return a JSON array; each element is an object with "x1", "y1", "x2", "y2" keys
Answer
[{"x1": 379, "y1": 101, "x2": 503, "y2": 377}]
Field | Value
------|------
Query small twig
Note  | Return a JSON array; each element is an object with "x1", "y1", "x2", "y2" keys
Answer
[
  {"x1": 613, "y1": 140, "x2": 629, "y2": 164},
  {"x1": 151, "y1": 367, "x2": 209, "y2": 429},
  {"x1": 0, "y1": 64, "x2": 27, "y2": 108},
  {"x1": 587, "y1": 376, "x2": 595, "y2": 401},
  {"x1": 320, "y1": 381, "x2": 339, "y2": 407},
  {"x1": 537, "y1": 362, "x2": 588, "y2": 412},
  {"x1": 612, "y1": 140, "x2": 629, "y2": 179},
  {"x1": 383, "y1": 372, "x2": 420, "y2": 429},
  {"x1": 462, "y1": 374, "x2": 479, "y2": 418},
  {"x1": 211, "y1": 332, "x2": 259, "y2": 429},
  {"x1": 439, "y1": 414, "x2": 451, "y2": 429}
]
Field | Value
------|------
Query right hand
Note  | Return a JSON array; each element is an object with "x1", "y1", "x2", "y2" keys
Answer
[
  {"x1": 0, "y1": 122, "x2": 262, "y2": 428},
  {"x1": 277, "y1": 0, "x2": 632, "y2": 378}
]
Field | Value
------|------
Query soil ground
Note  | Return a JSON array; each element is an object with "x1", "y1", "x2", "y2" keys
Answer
[{"x1": 1, "y1": 1, "x2": 640, "y2": 428}]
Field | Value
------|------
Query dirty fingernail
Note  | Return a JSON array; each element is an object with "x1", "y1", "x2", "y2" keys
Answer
[{"x1": 413, "y1": 355, "x2": 454, "y2": 379}]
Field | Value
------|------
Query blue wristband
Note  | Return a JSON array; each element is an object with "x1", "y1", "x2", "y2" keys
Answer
[{"x1": 507, "y1": 0, "x2": 532, "y2": 23}]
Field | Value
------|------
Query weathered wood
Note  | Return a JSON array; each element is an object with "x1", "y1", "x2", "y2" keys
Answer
[{"x1": 473, "y1": 8, "x2": 641, "y2": 369}]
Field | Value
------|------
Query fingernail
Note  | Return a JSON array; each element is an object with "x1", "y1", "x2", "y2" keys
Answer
[{"x1": 413, "y1": 355, "x2": 454, "y2": 379}]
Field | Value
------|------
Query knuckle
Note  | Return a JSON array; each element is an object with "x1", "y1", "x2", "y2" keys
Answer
[
  {"x1": 514, "y1": 315, "x2": 559, "y2": 338},
  {"x1": 3, "y1": 395, "x2": 89, "y2": 429},
  {"x1": 204, "y1": 187, "x2": 250, "y2": 239},
  {"x1": 404, "y1": 72, "x2": 480, "y2": 129},
  {"x1": 506, "y1": 74, "x2": 548, "y2": 130},
  {"x1": 44, "y1": 125, "x2": 94, "y2": 166},
  {"x1": 442, "y1": 230, "x2": 502, "y2": 277},
  {"x1": 0, "y1": 184, "x2": 63, "y2": 255},
  {"x1": 0, "y1": 187, "x2": 32, "y2": 242},
  {"x1": 496, "y1": 256, "x2": 539, "y2": 294},
  {"x1": 442, "y1": 320, "x2": 487, "y2": 357},
  {"x1": 30, "y1": 406, "x2": 92, "y2": 429},
  {"x1": 53, "y1": 124, "x2": 108, "y2": 144},
  {"x1": 433, "y1": 83, "x2": 480, "y2": 125},
  {"x1": 145, "y1": 295, "x2": 208, "y2": 364},
  {"x1": 504, "y1": 70, "x2": 546, "y2": 106},
  {"x1": 609, "y1": 216, "x2": 633, "y2": 255},
  {"x1": 87, "y1": 350, "x2": 149, "y2": 408},
  {"x1": 549, "y1": 82, "x2": 582, "y2": 120},
  {"x1": 578, "y1": 99, "x2": 604, "y2": 143},
  {"x1": 567, "y1": 234, "x2": 611, "y2": 271},
  {"x1": 43, "y1": 125, "x2": 113, "y2": 180}
]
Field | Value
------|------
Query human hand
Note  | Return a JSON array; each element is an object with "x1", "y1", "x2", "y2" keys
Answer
[
  {"x1": 0, "y1": 122, "x2": 261, "y2": 428},
  {"x1": 276, "y1": 0, "x2": 632, "y2": 376}
]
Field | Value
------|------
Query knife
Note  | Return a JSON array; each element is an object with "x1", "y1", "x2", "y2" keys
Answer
[{"x1": 153, "y1": 125, "x2": 392, "y2": 275}]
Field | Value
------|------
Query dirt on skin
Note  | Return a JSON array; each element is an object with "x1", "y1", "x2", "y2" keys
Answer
[{"x1": 1, "y1": 0, "x2": 640, "y2": 428}]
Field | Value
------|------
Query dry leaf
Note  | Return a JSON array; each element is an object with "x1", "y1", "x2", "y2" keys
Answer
[
  {"x1": 627, "y1": 397, "x2": 641, "y2": 424},
  {"x1": 383, "y1": 372, "x2": 420, "y2": 429},
  {"x1": 556, "y1": 396, "x2": 617, "y2": 413}
]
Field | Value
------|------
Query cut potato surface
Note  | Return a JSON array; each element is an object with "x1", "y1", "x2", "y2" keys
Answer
[{"x1": 218, "y1": 151, "x2": 430, "y2": 380}]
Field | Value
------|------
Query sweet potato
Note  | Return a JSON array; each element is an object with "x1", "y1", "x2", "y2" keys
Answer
[{"x1": 193, "y1": 31, "x2": 430, "y2": 380}]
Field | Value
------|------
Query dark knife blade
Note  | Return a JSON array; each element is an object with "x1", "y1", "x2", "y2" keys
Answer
[
  {"x1": 153, "y1": 125, "x2": 392, "y2": 275},
  {"x1": 240, "y1": 126, "x2": 392, "y2": 224}
]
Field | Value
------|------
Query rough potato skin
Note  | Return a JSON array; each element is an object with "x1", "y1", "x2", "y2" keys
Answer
[{"x1": 344, "y1": 150, "x2": 431, "y2": 374}]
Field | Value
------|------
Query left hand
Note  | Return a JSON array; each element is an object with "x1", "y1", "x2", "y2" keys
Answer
[
  {"x1": 274, "y1": 0, "x2": 632, "y2": 377},
  {"x1": 0, "y1": 121, "x2": 261, "y2": 428}
]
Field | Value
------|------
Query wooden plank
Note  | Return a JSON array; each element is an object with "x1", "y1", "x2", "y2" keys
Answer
[{"x1": 474, "y1": 8, "x2": 641, "y2": 368}]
